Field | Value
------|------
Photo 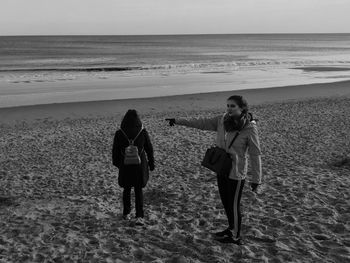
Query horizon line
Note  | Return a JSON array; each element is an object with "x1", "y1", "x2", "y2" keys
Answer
[{"x1": 1, "y1": 32, "x2": 350, "y2": 37}]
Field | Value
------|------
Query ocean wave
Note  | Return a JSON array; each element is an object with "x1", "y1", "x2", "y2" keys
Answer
[
  {"x1": 1, "y1": 59, "x2": 350, "y2": 74},
  {"x1": 0, "y1": 66, "x2": 142, "y2": 73}
]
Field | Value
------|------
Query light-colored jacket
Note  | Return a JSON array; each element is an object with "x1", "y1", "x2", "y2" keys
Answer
[{"x1": 176, "y1": 114, "x2": 262, "y2": 184}]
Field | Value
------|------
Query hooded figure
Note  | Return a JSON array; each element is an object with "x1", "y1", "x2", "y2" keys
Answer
[{"x1": 112, "y1": 109, "x2": 154, "y2": 224}]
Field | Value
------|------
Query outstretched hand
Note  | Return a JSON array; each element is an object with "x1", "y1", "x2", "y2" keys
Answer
[{"x1": 165, "y1": 118, "x2": 176, "y2": 126}]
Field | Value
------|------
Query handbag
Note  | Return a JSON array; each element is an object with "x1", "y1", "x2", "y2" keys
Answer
[{"x1": 201, "y1": 131, "x2": 240, "y2": 177}]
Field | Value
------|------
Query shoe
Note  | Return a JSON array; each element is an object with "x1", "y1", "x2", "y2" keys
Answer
[
  {"x1": 135, "y1": 217, "x2": 145, "y2": 226},
  {"x1": 122, "y1": 214, "x2": 131, "y2": 220},
  {"x1": 214, "y1": 228, "x2": 233, "y2": 238},
  {"x1": 217, "y1": 236, "x2": 242, "y2": 245}
]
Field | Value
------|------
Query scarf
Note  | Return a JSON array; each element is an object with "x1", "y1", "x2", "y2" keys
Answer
[{"x1": 223, "y1": 112, "x2": 250, "y2": 132}]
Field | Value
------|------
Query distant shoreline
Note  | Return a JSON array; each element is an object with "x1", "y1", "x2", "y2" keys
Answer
[
  {"x1": 1, "y1": 80, "x2": 349, "y2": 125},
  {"x1": 2, "y1": 65, "x2": 350, "y2": 74},
  {"x1": 292, "y1": 66, "x2": 350, "y2": 72}
]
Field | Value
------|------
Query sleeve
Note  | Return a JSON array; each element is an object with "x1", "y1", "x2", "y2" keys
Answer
[
  {"x1": 143, "y1": 129, "x2": 154, "y2": 165},
  {"x1": 112, "y1": 131, "x2": 122, "y2": 168},
  {"x1": 175, "y1": 115, "x2": 220, "y2": 131},
  {"x1": 247, "y1": 124, "x2": 262, "y2": 184}
]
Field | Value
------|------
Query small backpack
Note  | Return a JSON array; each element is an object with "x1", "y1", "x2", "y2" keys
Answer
[{"x1": 120, "y1": 128, "x2": 144, "y2": 165}]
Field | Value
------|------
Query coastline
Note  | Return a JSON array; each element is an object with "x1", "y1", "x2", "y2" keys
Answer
[{"x1": 1, "y1": 79, "x2": 350, "y2": 124}]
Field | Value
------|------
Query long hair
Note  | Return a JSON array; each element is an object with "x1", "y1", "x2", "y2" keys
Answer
[{"x1": 120, "y1": 109, "x2": 142, "y2": 138}]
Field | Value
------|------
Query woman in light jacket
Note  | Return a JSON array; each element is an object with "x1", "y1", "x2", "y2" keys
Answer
[{"x1": 166, "y1": 95, "x2": 262, "y2": 244}]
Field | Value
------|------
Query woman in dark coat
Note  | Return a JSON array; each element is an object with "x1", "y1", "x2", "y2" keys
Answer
[{"x1": 112, "y1": 109, "x2": 154, "y2": 226}]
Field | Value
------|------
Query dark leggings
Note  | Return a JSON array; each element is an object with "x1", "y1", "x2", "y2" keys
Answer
[
  {"x1": 123, "y1": 186, "x2": 144, "y2": 218},
  {"x1": 217, "y1": 175, "x2": 245, "y2": 238}
]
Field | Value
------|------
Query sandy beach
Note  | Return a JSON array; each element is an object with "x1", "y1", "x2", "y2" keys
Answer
[{"x1": 0, "y1": 81, "x2": 350, "y2": 262}]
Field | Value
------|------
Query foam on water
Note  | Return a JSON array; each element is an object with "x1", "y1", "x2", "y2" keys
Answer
[{"x1": 1, "y1": 34, "x2": 350, "y2": 107}]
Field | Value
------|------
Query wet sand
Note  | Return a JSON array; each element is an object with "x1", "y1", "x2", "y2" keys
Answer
[{"x1": 1, "y1": 80, "x2": 350, "y2": 124}]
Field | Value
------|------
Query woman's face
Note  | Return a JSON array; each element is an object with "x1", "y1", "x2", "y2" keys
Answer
[{"x1": 226, "y1": 99, "x2": 242, "y2": 117}]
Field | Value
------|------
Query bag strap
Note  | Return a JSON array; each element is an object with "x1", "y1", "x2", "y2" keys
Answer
[
  {"x1": 228, "y1": 131, "x2": 240, "y2": 149},
  {"x1": 120, "y1": 126, "x2": 144, "y2": 145},
  {"x1": 227, "y1": 119, "x2": 249, "y2": 149}
]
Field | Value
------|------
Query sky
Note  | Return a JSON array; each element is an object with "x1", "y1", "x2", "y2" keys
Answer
[{"x1": 1, "y1": 0, "x2": 350, "y2": 36}]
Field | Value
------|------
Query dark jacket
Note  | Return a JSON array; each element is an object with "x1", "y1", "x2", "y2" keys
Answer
[{"x1": 112, "y1": 128, "x2": 154, "y2": 188}]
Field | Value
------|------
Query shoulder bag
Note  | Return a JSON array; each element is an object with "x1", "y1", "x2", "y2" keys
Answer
[{"x1": 201, "y1": 131, "x2": 240, "y2": 177}]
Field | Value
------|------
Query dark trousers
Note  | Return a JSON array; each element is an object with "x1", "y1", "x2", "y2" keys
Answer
[
  {"x1": 123, "y1": 185, "x2": 144, "y2": 218},
  {"x1": 217, "y1": 175, "x2": 245, "y2": 238}
]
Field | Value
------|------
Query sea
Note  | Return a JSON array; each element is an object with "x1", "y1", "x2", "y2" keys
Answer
[{"x1": 1, "y1": 34, "x2": 350, "y2": 107}]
